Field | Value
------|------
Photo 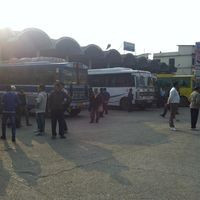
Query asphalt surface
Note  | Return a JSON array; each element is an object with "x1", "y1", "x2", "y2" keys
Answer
[{"x1": 1, "y1": 108, "x2": 200, "y2": 200}]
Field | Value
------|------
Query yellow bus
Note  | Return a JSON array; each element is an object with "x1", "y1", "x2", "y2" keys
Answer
[{"x1": 156, "y1": 74, "x2": 198, "y2": 106}]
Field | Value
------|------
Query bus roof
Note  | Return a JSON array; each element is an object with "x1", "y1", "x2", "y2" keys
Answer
[
  {"x1": 0, "y1": 61, "x2": 88, "y2": 69},
  {"x1": 157, "y1": 73, "x2": 194, "y2": 78},
  {"x1": 88, "y1": 67, "x2": 151, "y2": 75}
]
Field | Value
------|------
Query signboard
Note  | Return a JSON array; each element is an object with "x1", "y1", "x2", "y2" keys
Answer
[
  {"x1": 195, "y1": 42, "x2": 200, "y2": 66},
  {"x1": 123, "y1": 41, "x2": 135, "y2": 52}
]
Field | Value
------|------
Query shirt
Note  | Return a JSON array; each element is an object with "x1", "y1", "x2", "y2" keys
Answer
[
  {"x1": 168, "y1": 87, "x2": 180, "y2": 104},
  {"x1": 189, "y1": 91, "x2": 200, "y2": 109},
  {"x1": 35, "y1": 91, "x2": 47, "y2": 113}
]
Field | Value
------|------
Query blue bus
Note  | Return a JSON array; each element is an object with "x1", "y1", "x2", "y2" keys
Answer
[{"x1": 0, "y1": 61, "x2": 88, "y2": 116}]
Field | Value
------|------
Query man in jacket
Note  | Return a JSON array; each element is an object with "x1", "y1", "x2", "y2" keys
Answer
[
  {"x1": 35, "y1": 85, "x2": 48, "y2": 136},
  {"x1": 189, "y1": 86, "x2": 200, "y2": 130},
  {"x1": 128, "y1": 88, "x2": 133, "y2": 112},
  {"x1": 103, "y1": 88, "x2": 110, "y2": 115},
  {"x1": 167, "y1": 82, "x2": 180, "y2": 131},
  {"x1": 1, "y1": 85, "x2": 19, "y2": 142},
  {"x1": 17, "y1": 90, "x2": 32, "y2": 127},
  {"x1": 49, "y1": 82, "x2": 68, "y2": 139}
]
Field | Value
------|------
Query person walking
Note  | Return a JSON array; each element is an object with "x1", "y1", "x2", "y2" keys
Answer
[
  {"x1": 160, "y1": 88, "x2": 170, "y2": 117},
  {"x1": 103, "y1": 88, "x2": 110, "y2": 115},
  {"x1": 89, "y1": 88, "x2": 101, "y2": 123},
  {"x1": 1, "y1": 85, "x2": 19, "y2": 142},
  {"x1": 189, "y1": 86, "x2": 200, "y2": 130},
  {"x1": 128, "y1": 88, "x2": 133, "y2": 112},
  {"x1": 35, "y1": 85, "x2": 48, "y2": 136},
  {"x1": 17, "y1": 90, "x2": 32, "y2": 127},
  {"x1": 49, "y1": 82, "x2": 68, "y2": 139},
  {"x1": 167, "y1": 82, "x2": 180, "y2": 131}
]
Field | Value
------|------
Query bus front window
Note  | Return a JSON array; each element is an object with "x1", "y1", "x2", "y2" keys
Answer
[
  {"x1": 62, "y1": 68, "x2": 77, "y2": 84},
  {"x1": 136, "y1": 76, "x2": 145, "y2": 87},
  {"x1": 78, "y1": 69, "x2": 88, "y2": 85}
]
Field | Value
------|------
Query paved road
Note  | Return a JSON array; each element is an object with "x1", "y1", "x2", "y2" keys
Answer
[{"x1": 0, "y1": 108, "x2": 200, "y2": 200}]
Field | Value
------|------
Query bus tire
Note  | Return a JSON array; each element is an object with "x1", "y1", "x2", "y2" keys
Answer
[
  {"x1": 120, "y1": 97, "x2": 129, "y2": 110},
  {"x1": 180, "y1": 96, "x2": 189, "y2": 107},
  {"x1": 69, "y1": 109, "x2": 81, "y2": 117}
]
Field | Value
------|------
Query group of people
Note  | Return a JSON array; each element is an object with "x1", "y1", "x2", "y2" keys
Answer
[
  {"x1": 0, "y1": 81, "x2": 70, "y2": 142},
  {"x1": 1, "y1": 80, "x2": 200, "y2": 142},
  {"x1": 88, "y1": 88, "x2": 110, "y2": 123},
  {"x1": 160, "y1": 81, "x2": 200, "y2": 131}
]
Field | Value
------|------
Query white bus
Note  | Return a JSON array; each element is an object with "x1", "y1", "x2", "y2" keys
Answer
[{"x1": 88, "y1": 67, "x2": 155, "y2": 110}]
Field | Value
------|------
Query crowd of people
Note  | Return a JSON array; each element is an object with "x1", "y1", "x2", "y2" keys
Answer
[
  {"x1": 0, "y1": 81, "x2": 70, "y2": 142},
  {"x1": 1, "y1": 80, "x2": 200, "y2": 142}
]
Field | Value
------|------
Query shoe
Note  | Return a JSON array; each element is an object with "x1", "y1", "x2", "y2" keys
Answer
[
  {"x1": 0, "y1": 135, "x2": 6, "y2": 140},
  {"x1": 35, "y1": 132, "x2": 43, "y2": 136},
  {"x1": 191, "y1": 128, "x2": 199, "y2": 131},
  {"x1": 160, "y1": 114, "x2": 165, "y2": 118},
  {"x1": 90, "y1": 121, "x2": 94, "y2": 123},
  {"x1": 170, "y1": 127, "x2": 176, "y2": 131},
  {"x1": 60, "y1": 135, "x2": 66, "y2": 139},
  {"x1": 51, "y1": 136, "x2": 56, "y2": 139},
  {"x1": 34, "y1": 130, "x2": 40, "y2": 133},
  {"x1": 12, "y1": 137, "x2": 16, "y2": 142}
]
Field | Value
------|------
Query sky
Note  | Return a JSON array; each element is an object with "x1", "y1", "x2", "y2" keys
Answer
[{"x1": 0, "y1": 0, "x2": 200, "y2": 56}]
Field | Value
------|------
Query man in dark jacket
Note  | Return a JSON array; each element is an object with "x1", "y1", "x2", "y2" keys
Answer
[
  {"x1": 128, "y1": 88, "x2": 133, "y2": 112},
  {"x1": 49, "y1": 82, "x2": 68, "y2": 139},
  {"x1": 1, "y1": 85, "x2": 19, "y2": 142},
  {"x1": 103, "y1": 88, "x2": 110, "y2": 115},
  {"x1": 17, "y1": 90, "x2": 31, "y2": 127}
]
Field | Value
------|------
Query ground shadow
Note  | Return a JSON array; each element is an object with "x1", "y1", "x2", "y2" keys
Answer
[
  {"x1": 0, "y1": 160, "x2": 10, "y2": 197},
  {"x1": 4, "y1": 142, "x2": 41, "y2": 187},
  {"x1": 47, "y1": 139, "x2": 132, "y2": 186}
]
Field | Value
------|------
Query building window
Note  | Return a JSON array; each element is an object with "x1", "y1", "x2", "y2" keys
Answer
[{"x1": 169, "y1": 58, "x2": 175, "y2": 67}]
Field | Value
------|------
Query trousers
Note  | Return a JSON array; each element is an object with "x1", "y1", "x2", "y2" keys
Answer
[
  {"x1": 190, "y1": 108, "x2": 199, "y2": 129},
  {"x1": 51, "y1": 110, "x2": 64, "y2": 136},
  {"x1": 2, "y1": 113, "x2": 16, "y2": 139}
]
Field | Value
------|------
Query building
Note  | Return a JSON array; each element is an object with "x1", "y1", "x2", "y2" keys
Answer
[{"x1": 153, "y1": 45, "x2": 195, "y2": 75}]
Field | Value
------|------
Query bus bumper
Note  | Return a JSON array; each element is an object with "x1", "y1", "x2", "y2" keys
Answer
[{"x1": 135, "y1": 99, "x2": 154, "y2": 107}]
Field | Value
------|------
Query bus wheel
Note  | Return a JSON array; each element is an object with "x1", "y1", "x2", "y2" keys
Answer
[
  {"x1": 180, "y1": 96, "x2": 189, "y2": 107},
  {"x1": 69, "y1": 109, "x2": 81, "y2": 117},
  {"x1": 120, "y1": 98, "x2": 129, "y2": 110}
]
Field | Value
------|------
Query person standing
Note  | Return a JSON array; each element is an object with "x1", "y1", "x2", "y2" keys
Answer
[
  {"x1": 128, "y1": 88, "x2": 133, "y2": 112},
  {"x1": 60, "y1": 82, "x2": 70, "y2": 134},
  {"x1": 167, "y1": 82, "x2": 180, "y2": 131},
  {"x1": 1, "y1": 85, "x2": 19, "y2": 142},
  {"x1": 103, "y1": 88, "x2": 110, "y2": 115},
  {"x1": 99, "y1": 88, "x2": 104, "y2": 117},
  {"x1": 49, "y1": 82, "x2": 68, "y2": 139},
  {"x1": 17, "y1": 90, "x2": 32, "y2": 127},
  {"x1": 89, "y1": 88, "x2": 101, "y2": 123},
  {"x1": 35, "y1": 85, "x2": 48, "y2": 136},
  {"x1": 189, "y1": 86, "x2": 200, "y2": 130}
]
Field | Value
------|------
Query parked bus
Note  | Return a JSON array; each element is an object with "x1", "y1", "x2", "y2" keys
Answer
[
  {"x1": 0, "y1": 61, "x2": 88, "y2": 116},
  {"x1": 156, "y1": 74, "x2": 199, "y2": 106},
  {"x1": 88, "y1": 67, "x2": 156, "y2": 110}
]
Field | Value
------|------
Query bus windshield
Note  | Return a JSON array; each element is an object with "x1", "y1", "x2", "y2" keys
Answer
[
  {"x1": 62, "y1": 68, "x2": 77, "y2": 84},
  {"x1": 136, "y1": 76, "x2": 145, "y2": 87},
  {"x1": 79, "y1": 68, "x2": 88, "y2": 85}
]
